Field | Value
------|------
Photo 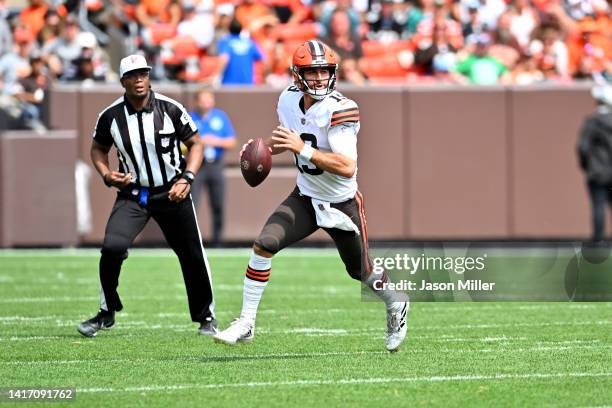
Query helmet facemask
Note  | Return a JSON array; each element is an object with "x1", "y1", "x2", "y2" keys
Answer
[{"x1": 293, "y1": 64, "x2": 338, "y2": 100}]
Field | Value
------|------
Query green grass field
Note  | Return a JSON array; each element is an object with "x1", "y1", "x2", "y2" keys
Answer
[{"x1": 0, "y1": 249, "x2": 610, "y2": 407}]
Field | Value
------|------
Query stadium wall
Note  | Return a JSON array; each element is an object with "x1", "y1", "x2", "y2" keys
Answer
[
  {"x1": 17, "y1": 83, "x2": 594, "y2": 246},
  {"x1": 0, "y1": 130, "x2": 78, "y2": 247}
]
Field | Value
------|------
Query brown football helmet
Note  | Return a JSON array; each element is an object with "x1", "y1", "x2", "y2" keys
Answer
[{"x1": 291, "y1": 40, "x2": 338, "y2": 100}]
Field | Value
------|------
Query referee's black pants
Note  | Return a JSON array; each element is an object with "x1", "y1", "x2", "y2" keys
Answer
[{"x1": 99, "y1": 189, "x2": 215, "y2": 323}]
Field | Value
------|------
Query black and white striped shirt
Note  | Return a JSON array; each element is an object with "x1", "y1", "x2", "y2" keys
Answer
[{"x1": 92, "y1": 91, "x2": 198, "y2": 188}]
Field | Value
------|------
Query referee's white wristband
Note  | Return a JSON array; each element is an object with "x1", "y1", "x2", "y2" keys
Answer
[{"x1": 298, "y1": 144, "x2": 315, "y2": 161}]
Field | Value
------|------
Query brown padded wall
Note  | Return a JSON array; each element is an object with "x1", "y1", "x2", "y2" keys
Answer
[
  {"x1": 406, "y1": 87, "x2": 509, "y2": 238},
  {"x1": 0, "y1": 131, "x2": 77, "y2": 246},
  {"x1": 510, "y1": 85, "x2": 594, "y2": 237},
  {"x1": 48, "y1": 84, "x2": 81, "y2": 131}
]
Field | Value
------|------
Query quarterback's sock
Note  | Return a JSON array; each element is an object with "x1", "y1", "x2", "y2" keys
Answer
[
  {"x1": 240, "y1": 252, "x2": 271, "y2": 322},
  {"x1": 366, "y1": 272, "x2": 405, "y2": 313}
]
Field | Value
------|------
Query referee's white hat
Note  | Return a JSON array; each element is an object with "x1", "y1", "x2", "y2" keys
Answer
[{"x1": 119, "y1": 54, "x2": 152, "y2": 78}]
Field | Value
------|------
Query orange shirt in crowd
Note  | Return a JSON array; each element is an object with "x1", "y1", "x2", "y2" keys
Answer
[
  {"x1": 567, "y1": 18, "x2": 611, "y2": 75},
  {"x1": 235, "y1": 2, "x2": 274, "y2": 29},
  {"x1": 137, "y1": 0, "x2": 180, "y2": 25},
  {"x1": 20, "y1": 3, "x2": 49, "y2": 37}
]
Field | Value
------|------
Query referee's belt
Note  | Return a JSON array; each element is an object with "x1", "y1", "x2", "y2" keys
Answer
[{"x1": 119, "y1": 181, "x2": 177, "y2": 205}]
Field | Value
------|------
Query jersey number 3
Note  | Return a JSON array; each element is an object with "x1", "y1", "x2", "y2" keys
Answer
[{"x1": 295, "y1": 133, "x2": 323, "y2": 176}]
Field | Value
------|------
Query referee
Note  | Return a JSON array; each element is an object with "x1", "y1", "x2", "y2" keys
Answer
[{"x1": 77, "y1": 55, "x2": 216, "y2": 337}]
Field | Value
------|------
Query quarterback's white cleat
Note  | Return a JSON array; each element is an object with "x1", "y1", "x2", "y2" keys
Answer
[
  {"x1": 386, "y1": 302, "x2": 409, "y2": 352},
  {"x1": 213, "y1": 318, "x2": 255, "y2": 345}
]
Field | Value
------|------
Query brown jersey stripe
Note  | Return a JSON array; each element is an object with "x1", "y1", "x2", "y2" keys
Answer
[
  {"x1": 331, "y1": 113, "x2": 360, "y2": 122},
  {"x1": 332, "y1": 107, "x2": 359, "y2": 116},
  {"x1": 331, "y1": 116, "x2": 360, "y2": 126},
  {"x1": 331, "y1": 115, "x2": 360, "y2": 123},
  {"x1": 331, "y1": 109, "x2": 359, "y2": 119}
]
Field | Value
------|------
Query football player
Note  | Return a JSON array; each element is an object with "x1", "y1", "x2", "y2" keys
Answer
[{"x1": 214, "y1": 40, "x2": 408, "y2": 351}]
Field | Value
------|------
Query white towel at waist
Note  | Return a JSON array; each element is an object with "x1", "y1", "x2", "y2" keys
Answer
[{"x1": 311, "y1": 198, "x2": 360, "y2": 235}]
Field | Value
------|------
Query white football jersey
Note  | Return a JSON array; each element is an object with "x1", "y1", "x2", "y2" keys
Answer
[{"x1": 277, "y1": 85, "x2": 360, "y2": 203}]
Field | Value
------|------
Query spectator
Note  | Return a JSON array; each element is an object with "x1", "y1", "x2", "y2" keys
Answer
[
  {"x1": 414, "y1": 14, "x2": 460, "y2": 75},
  {"x1": 14, "y1": 51, "x2": 50, "y2": 126},
  {"x1": 503, "y1": 0, "x2": 539, "y2": 51},
  {"x1": 452, "y1": 33, "x2": 509, "y2": 84},
  {"x1": 43, "y1": 15, "x2": 82, "y2": 77},
  {"x1": 234, "y1": 0, "x2": 278, "y2": 36},
  {"x1": 567, "y1": 19, "x2": 608, "y2": 79},
  {"x1": 207, "y1": 3, "x2": 234, "y2": 56},
  {"x1": 136, "y1": 0, "x2": 181, "y2": 28},
  {"x1": 60, "y1": 31, "x2": 109, "y2": 81},
  {"x1": 461, "y1": 0, "x2": 506, "y2": 31},
  {"x1": 269, "y1": 0, "x2": 309, "y2": 24},
  {"x1": 405, "y1": 0, "x2": 429, "y2": 36},
  {"x1": 318, "y1": 0, "x2": 362, "y2": 37},
  {"x1": 367, "y1": 0, "x2": 405, "y2": 42},
  {"x1": 62, "y1": 51, "x2": 106, "y2": 82},
  {"x1": 189, "y1": 88, "x2": 236, "y2": 246},
  {"x1": 577, "y1": 83, "x2": 612, "y2": 242},
  {"x1": 563, "y1": 0, "x2": 594, "y2": 21},
  {"x1": 461, "y1": 0, "x2": 486, "y2": 42},
  {"x1": 321, "y1": 9, "x2": 365, "y2": 84},
  {"x1": 413, "y1": 0, "x2": 463, "y2": 77},
  {"x1": 529, "y1": 23, "x2": 569, "y2": 80},
  {"x1": 0, "y1": 28, "x2": 35, "y2": 95},
  {"x1": 177, "y1": 0, "x2": 215, "y2": 50},
  {"x1": 0, "y1": 1, "x2": 12, "y2": 57},
  {"x1": 20, "y1": 0, "x2": 49, "y2": 38},
  {"x1": 212, "y1": 18, "x2": 264, "y2": 85},
  {"x1": 508, "y1": 53, "x2": 544, "y2": 84},
  {"x1": 38, "y1": 8, "x2": 62, "y2": 48},
  {"x1": 491, "y1": 11, "x2": 522, "y2": 53},
  {"x1": 414, "y1": 0, "x2": 464, "y2": 51}
]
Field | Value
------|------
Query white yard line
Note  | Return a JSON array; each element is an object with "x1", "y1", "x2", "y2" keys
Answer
[
  {"x1": 1, "y1": 320, "x2": 609, "y2": 336},
  {"x1": 1, "y1": 346, "x2": 609, "y2": 366},
  {"x1": 74, "y1": 372, "x2": 612, "y2": 393},
  {"x1": 0, "y1": 350, "x2": 387, "y2": 365}
]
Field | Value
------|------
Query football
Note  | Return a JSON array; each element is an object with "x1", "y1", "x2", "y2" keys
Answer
[{"x1": 240, "y1": 138, "x2": 272, "y2": 187}]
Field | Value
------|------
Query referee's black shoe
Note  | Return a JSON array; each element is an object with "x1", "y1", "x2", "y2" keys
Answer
[
  {"x1": 77, "y1": 309, "x2": 115, "y2": 337},
  {"x1": 198, "y1": 316, "x2": 218, "y2": 336}
]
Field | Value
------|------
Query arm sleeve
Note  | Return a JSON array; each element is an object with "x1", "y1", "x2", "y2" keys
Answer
[
  {"x1": 327, "y1": 122, "x2": 358, "y2": 161},
  {"x1": 173, "y1": 103, "x2": 199, "y2": 142},
  {"x1": 92, "y1": 111, "x2": 113, "y2": 147}
]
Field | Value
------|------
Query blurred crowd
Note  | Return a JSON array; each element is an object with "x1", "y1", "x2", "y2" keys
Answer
[{"x1": 0, "y1": 0, "x2": 611, "y2": 127}]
